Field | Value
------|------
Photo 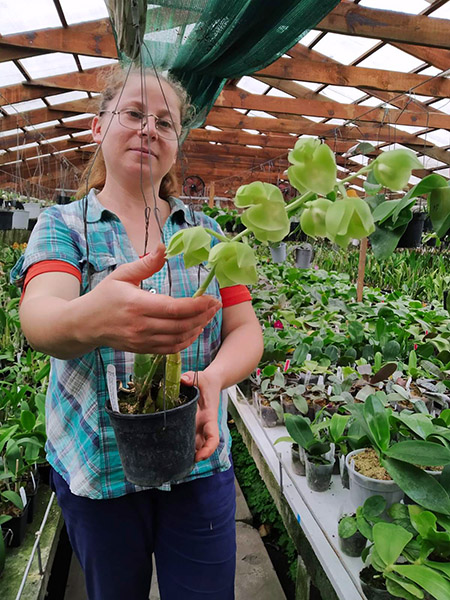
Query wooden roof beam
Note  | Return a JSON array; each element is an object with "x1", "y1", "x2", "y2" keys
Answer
[{"x1": 317, "y1": 2, "x2": 450, "y2": 49}]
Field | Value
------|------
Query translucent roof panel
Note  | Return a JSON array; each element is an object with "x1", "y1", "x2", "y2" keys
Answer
[
  {"x1": 419, "y1": 66, "x2": 442, "y2": 77},
  {"x1": 294, "y1": 81, "x2": 321, "y2": 91},
  {"x1": 58, "y1": 0, "x2": 109, "y2": 25},
  {"x1": 313, "y1": 33, "x2": 379, "y2": 65},
  {"x1": 0, "y1": 62, "x2": 25, "y2": 86},
  {"x1": 0, "y1": 0, "x2": 60, "y2": 35},
  {"x1": 428, "y1": 99, "x2": 450, "y2": 115},
  {"x1": 298, "y1": 30, "x2": 321, "y2": 47},
  {"x1": 418, "y1": 130, "x2": 450, "y2": 146},
  {"x1": 358, "y1": 0, "x2": 429, "y2": 14},
  {"x1": 20, "y1": 53, "x2": 79, "y2": 79},
  {"x1": 429, "y1": 4, "x2": 450, "y2": 19},
  {"x1": 236, "y1": 77, "x2": 269, "y2": 95},
  {"x1": 2, "y1": 99, "x2": 46, "y2": 114},
  {"x1": 321, "y1": 86, "x2": 366, "y2": 103},
  {"x1": 205, "y1": 125, "x2": 221, "y2": 131},
  {"x1": 242, "y1": 129, "x2": 260, "y2": 135},
  {"x1": 46, "y1": 92, "x2": 90, "y2": 106},
  {"x1": 357, "y1": 45, "x2": 424, "y2": 72},
  {"x1": 78, "y1": 56, "x2": 118, "y2": 70},
  {"x1": 266, "y1": 88, "x2": 295, "y2": 99},
  {"x1": 393, "y1": 125, "x2": 425, "y2": 134},
  {"x1": 302, "y1": 116, "x2": 325, "y2": 123}
]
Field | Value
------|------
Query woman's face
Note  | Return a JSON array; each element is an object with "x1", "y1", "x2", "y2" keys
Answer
[{"x1": 92, "y1": 75, "x2": 182, "y2": 190}]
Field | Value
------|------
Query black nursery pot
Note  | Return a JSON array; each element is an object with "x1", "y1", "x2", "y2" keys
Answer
[
  {"x1": 339, "y1": 528, "x2": 366, "y2": 557},
  {"x1": 360, "y1": 567, "x2": 393, "y2": 600},
  {"x1": 106, "y1": 384, "x2": 199, "y2": 487},
  {"x1": 397, "y1": 212, "x2": 427, "y2": 248},
  {"x1": 2, "y1": 504, "x2": 29, "y2": 548}
]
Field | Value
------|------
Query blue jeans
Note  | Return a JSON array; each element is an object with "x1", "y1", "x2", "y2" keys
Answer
[{"x1": 51, "y1": 467, "x2": 236, "y2": 600}]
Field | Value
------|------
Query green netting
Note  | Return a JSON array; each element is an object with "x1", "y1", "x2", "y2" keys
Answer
[{"x1": 105, "y1": 0, "x2": 340, "y2": 129}]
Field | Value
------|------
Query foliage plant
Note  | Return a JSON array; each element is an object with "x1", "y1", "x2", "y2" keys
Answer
[{"x1": 126, "y1": 140, "x2": 450, "y2": 413}]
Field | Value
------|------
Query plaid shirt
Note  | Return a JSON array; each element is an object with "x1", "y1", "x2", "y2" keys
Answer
[{"x1": 11, "y1": 190, "x2": 231, "y2": 499}]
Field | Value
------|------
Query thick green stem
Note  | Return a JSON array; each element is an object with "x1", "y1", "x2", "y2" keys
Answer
[
  {"x1": 285, "y1": 191, "x2": 316, "y2": 215},
  {"x1": 204, "y1": 228, "x2": 229, "y2": 243},
  {"x1": 156, "y1": 353, "x2": 182, "y2": 410},
  {"x1": 339, "y1": 165, "x2": 372, "y2": 185},
  {"x1": 193, "y1": 266, "x2": 216, "y2": 297}
]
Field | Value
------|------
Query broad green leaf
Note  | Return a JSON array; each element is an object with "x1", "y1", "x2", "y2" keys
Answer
[
  {"x1": 383, "y1": 458, "x2": 450, "y2": 515},
  {"x1": 393, "y1": 565, "x2": 450, "y2": 600},
  {"x1": 373, "y1": 522, "x2": 413, "y2": 566},
  {"x1": 364, "y1": 394, "x2": 390, "y2": 452},
  {"x1": 1, "y1": 490, "x2": 23, "y2": 510},
  {"x1": 292, "y1": 395, "x2": 308, "y2": 415},
  {"x1": 385, "y1": 441, "x2": 450, "y2": 466},
  {"x1": 329, "y1": 413, "x2": 349, "y2": 443},
  {"x1": 284, "y1": 414, "x2": 314, "y2": 449},
  {"x1": 385, "y1": 573, "x2": 424, "y2": 600},
  {"x1": 424, "y1": 561, "x2": 450, "y2": 579},
  {"x1": 338, "y1": 516, "x2": 357, "y2": 539},
  {"x1": 363, "y1": 495, "x2": 386, "y2": 519},
  {"x1": 20, "y1": 410, "x2": 36, "y2": 432},
  {"x1": 370, "y1": 222, "x2": 410, "y2": 261},
  {"x1": 429, "y1": 186, "x2": 450, "y2": 238}
]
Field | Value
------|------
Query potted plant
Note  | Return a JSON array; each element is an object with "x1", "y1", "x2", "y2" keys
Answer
[
  {"x1": 294, "y1": 242, "x2": 314, "y2": 269},
  {"x1": 338, "y1": 495, "x2": 386, "y2": 557},
  {"x1": 347, "y1": 394, "x2": 450, "y2": 512},
  {"x1": 269, "y1": 241, "x2": 287, "y2": 263}
]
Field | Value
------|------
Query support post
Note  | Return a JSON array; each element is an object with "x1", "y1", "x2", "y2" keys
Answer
[
  {"x1": 356, "y1": 237, "x2": 368, "y2": 302},
  {"x1": 208, "y1": 181, "x2": 215, "y2": 208}
]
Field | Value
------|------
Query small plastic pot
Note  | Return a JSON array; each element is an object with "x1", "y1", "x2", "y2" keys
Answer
[
  {"x1": 106, "y1": 384, "x2": 198, "y2": 487},
  {"x1": 305, "y1": 454, "x2": 334, "y2": 492},
  {"x1": 269, "y1": 243, "x2": 287, "y2": 263},
  {"x1": 360, "y1": 567, "x2": 394, "y2": 600},
  {"x1": 294, "y1": 245, "x2": 314, "y2": 269},
  {"x1": 260, "y1": 404, "x2": 279, "y2": 428},
  {"x1": 346, "y1": 449, "x2": 404, "y2": 510},
  {"x1": 339, "y1": 454, "x2": 349, "y2": 489},
  {"x1": 338, "y1": 528, "x2": 366, "y2": 557},
  {"x1": 2, "y1": 504, "x2": 29, "y2": 548},
  {"x1": 291, "y1": 444, "x2": 305, "y2": 476}
]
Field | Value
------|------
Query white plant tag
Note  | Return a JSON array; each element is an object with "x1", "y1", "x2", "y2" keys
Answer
[
  {"x1": 20, "y1": 486, "x2": 27, "y2": 508},
  {"x1": 31, "y1": 471, "x2": 36, "y2": 491},
  {"x1": 337, "y1": 367, "x2": 343, "y2": 382},
  {"x1": 304, "y1": 371, "x2": 311, "y2": 386},
  {"x1": 306, "y1": 353, "x2": 311, "y2": 361},
  {"x1": 107, "y1": 365, "x2": 120, "y2": 413},
  {"x1": 406, "y1": 376, "x2": 412, "y2": 392},
  {"x1": 327, "y1": 385, "x2": 333, "y2": 396},
  {"x1": 318, "y1": 375, "x2": 324, "y2": 386}
]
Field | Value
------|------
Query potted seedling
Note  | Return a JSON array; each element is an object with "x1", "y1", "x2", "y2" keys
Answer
[
  {"x1": 275, "y1": 413, "x2": 334, "y2": 491},
  {"x1": 294, "y1": 242, "x2": 314, "y2": 269},
  {"x1": 269, "y1": 241, "x2": 287, "y2": 263},
  {"x1": 338, "y1": 495, "x2": 386, "y2": 558}
]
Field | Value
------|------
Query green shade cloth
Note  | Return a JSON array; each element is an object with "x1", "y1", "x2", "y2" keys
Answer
[{"x1": 106, "y1": 0, "x2": 340, "y2": 128}]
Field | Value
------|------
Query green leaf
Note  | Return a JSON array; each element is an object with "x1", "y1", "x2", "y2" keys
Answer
[
  {"x1": 370, "y1": 222, "x2": 410, "y2": 260},
  {"x1": 373, "y1": 522, "x2": 413, "y2": 567},
  {"x1": 383, "y1": 340, "x2": 401, "y2": 362},
  {"x1": 1, "y1": 490, "x2": 23, "y2": 510},
  {"x1": 428, "y1": 186, "x2": 450, "y2": 238},
  {"x1": 424, "y1": 561, "x2": 450, "y2": 579},
  {"x1": 385, "y1": 573, "x2": 424, "y2": 600},
  {"x1": 364, "y1": 394, "x2": 390, "y2": 452},
  {"x1": 338, "y1": 516, "x2": 357, "y2": 539},
  {"x1": 393, "y1": 565, "x2": 450, "y2": 600},
  {"x1": 385, "y1": 441, "x2": 450, "y2": 466},
  {"x1": 292, "y1": 395, "x2": 308, "y2": 415},
  {"x1": 363, "y1": 495, "x2": 386, "y2": 519},
  {"x1": 284, "y1": 414, "x2": 314, "y2": 450},
  {"x1": 20, "y1": 410, "x2": 36, "y2": 432},
  {"x1": 329, "y1": 413, "x2": 349, "y2": 443},
  {"x1": 383, "y1": 458, "x2": 450, "y2": 515}
]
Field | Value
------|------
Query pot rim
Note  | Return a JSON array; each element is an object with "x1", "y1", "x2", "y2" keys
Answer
[
  {"x1": 346, "y1": 448, "x2": 399, "y2": 486},
  {"x1": 105, "y1": 384, "x2": 199, "y2": 421}
]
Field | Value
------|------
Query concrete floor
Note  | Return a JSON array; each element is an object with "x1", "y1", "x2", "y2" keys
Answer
[{"x1": 64, "y1": 479, "x2": 286, "y2": 600}]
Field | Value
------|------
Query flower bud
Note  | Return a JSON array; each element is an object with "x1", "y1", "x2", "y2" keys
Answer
[
  {"x1": 300, "y1": 198, "x2": 333, "y2": 238},
  {"x1": 372, "y1": 149, "x2": 422, "y2": 191},
  {"x1": 166, "y1": 226, "x2": 211, "y2": 268},
  {"x1": 208, "y1": 242, "x2": 257, "y2": 287},
  {"x1": 325, "y1": 196, "x2": 375, "y2": 248},
  {"x1": 288, "y1": 138, "x2": 336, "y2": 196}
]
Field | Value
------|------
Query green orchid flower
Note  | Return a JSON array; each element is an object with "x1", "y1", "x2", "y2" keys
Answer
[
  {"x1": 325, "y1": 195, "x2": 375, "y2": 248},
  {"x1": 288, "y1": 137, "x2": 337, "y2": 196},
  {"x1": 234, "y1": 181, "x2": 290, "y2": 243},
  {"x1": 208, "y1": 241, "x2": 258, "y2": 288},
  {"x1": 300, "y1": 198, "x2": 333, "y2": 238},
  {"x1": 165, "y1": 226, "x2": 211, "y2": 268},
  {"x1": 372, "y1": 149, "x2": 422, "y2": 191}
]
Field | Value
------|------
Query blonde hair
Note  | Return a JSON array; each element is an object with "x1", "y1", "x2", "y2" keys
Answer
[{"x1": 75, "y1": 66, "x2": 193, "y2": 200}]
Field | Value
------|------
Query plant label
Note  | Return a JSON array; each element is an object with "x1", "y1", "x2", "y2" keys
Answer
[
  {"x1": 20, "y1": 486, "x2": 27, "y2": 508},
  {"x1": 106, "y1": 365, "x2": 120, "y2": 413}
]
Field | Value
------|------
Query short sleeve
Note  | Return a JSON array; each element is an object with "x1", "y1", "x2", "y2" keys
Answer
[
  {"x1": 220, "y1": 285, "x2": 252, "y2": 307},
  {"x1": 10, "y1": 207, "x2": 82, "y2": 289}
]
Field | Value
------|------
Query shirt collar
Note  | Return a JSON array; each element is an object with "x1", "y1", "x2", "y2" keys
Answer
[{"x1": 85, "y1": 189, "x2": 194, "y2": 226}]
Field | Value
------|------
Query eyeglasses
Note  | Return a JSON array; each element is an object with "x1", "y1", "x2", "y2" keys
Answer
[{"x1": 99, "y1": 109, "x2": 181, "y2": 140}]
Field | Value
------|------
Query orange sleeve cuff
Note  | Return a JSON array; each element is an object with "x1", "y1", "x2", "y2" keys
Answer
[
  {"x1": 23, "y1": 260, "x2": 82, "y2": 291},
  {"x1": 219, "y1": 285, "x2": 252, "y2": 308}
]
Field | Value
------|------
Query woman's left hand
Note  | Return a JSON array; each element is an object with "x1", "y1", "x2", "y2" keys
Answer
[{"x1": 180, "y1": 370, "x2": 221, "y2": 463}]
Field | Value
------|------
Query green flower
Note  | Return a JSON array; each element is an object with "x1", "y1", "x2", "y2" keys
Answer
[
  {"x1": 300, "y1": 198, "x2": 333, "y2": 238},
  {"x1": 165, "y1": 226, "x2": 211, "y2": 268},
  {"x1": 208, "y1": 242, "x2": 257, "y2": 287},
  {"x1": 234, "y1": 181, "x2": 290, "y2": 243},
  {"x1": 325, "y1": 195, "x2": 375, "y2": 248},
  {"x1": 288, "y1": 138, "x2": 336, "y2": 196},
  {"x1": 373, "y1": 149, "x2": 422, "y2": 191}
]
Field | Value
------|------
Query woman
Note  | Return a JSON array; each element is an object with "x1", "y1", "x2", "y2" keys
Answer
[{"x1": 12, "y1": 66, "x2": 263, "y2": 600}]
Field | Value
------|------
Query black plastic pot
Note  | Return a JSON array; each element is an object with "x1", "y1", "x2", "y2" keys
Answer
[
  {"x1": 0, "y1": 211, "x2": 13, "y2": 230},
  {"x1": 38, "y1": 462, "x2": 51, "y2": 485},
  {"x1": 339, "y1": 528, "x2": 366, "y2": 557},
  {"x1": 2, "y1": 504, "x2": 29, "y2": 548},
  {"x1": 360, "y1": 567, "x2": 393, "y2": 600},
  {"x1": 397, "y1": 212, "x2": 427, "y2": 248},
  {"x1": 106, "y1": 384, "x2": 199, "y2": 487},
  {"x1": 0, "y1": 528, "x2": 5, "y2": 576}
]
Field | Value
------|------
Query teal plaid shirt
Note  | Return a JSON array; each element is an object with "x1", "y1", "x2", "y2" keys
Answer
[{"x1": 11, "y1": 190, "x2": 231, "y2": 499}]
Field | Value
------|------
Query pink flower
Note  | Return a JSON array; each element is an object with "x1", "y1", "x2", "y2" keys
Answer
[
  {"x1": 414, "y1": 344, "x2": 418, "y2": 350},
  {"x1": 314, "y1": 265, "x2": 319, "y2": 270},
  {"x1": 273, "y1": 320, "x2": 284, "y2": 329}
]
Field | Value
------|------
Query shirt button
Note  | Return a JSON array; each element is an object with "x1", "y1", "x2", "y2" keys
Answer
[{"x1": 149, "y1": 288, "x2": 157, "y2": 294}]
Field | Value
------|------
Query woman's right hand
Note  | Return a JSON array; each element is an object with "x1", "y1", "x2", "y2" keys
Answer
[{"x1": 84, "y1": 243, "x2": 221, "y2": 355}]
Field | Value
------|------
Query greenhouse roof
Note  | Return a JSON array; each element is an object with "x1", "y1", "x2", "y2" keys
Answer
[{"x1": 0, "y1": 0, "x2": 449, "y2": 198}]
